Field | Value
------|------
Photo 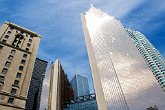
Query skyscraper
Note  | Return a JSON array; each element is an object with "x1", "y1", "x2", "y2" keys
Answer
[
  {"x1": 70, "y1": 73, "x2": 90, "y2": 98},
  {"x1": 81, "y1": 6, "x2": 165, "y2": 110},
  {"x1": 126, "y1": 29, "x2": 165, "y2": 91},
  {"x1": 48, "y1": 60, "x2": 74, "y2": 110},
  {"x1": 25, "y1": 58, "x2": 48, "y2": 110},
  {"x1": 0, "y1": 22, "x2": 40, "y2": 109}
]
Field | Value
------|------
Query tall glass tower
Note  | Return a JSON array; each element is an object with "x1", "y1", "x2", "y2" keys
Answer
[
  {"x1": 81, "y1": 6, "x2": 165, "y2": 110},
  {"x1": 126, "y1": 29, "x2": 165, "y2": 91},
  {"x1": 71, "y1": 73, "x2": 90, "y2": 98}
]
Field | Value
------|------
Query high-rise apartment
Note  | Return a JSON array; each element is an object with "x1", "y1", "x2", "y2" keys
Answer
[
  {"x1": 48, "y1": 60, "x2": 74, "y2": 110},
  {"x1": 126, "y1": 29, "x2": 165, "y2": 91},
  {"x1": 25, "y1": 58, "x2": 48, "y2": 110},
  {"x1": 81, "y1": 6, "x2": 165, "y2": 110},
  {"x1": 0, "y1": 22, "x2": 40, "y2": 110},
  {"x1": 70, "y1": 73, "x2": 90, "y2": 98}
]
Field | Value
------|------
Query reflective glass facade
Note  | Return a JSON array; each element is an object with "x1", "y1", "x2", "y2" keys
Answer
[
  {"x1": 25, "y1": 58, "x2": 48, "y2": 110},
  {"x1": 126, "y1": 29, "x2": 165, "y2": 91},
  {"x1": 81, "y1": 6, "x2": 165, "y2": 110},
  {"x1": 64, "y1": 94, "x2": 98, "y2": 110},
  {"x1": 64, "y1": 99, "x2": 97, "y2": 110},
  {"x1": 71, "y1": 74, "x2": 90, "y2": 98}
]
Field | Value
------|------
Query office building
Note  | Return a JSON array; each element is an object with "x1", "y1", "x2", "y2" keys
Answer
[
  {"x1": 71, "y1": 73, "x2": 90, "y2": 98},
  {"x1": 64, "y1": 93, "x2": 98, "y2": 110},
  {"x1": 48, "y1": 60, "x2": 74, "y2": 110},
  {"x1": 39, "y1": 66, "x2": 51, "y2": 110},
  {"x1": 0, "y1": 22, "x2": 40, "y2": 109},
  {"x1": 25, "y1": 58, "x2": 48, "y2": 110},
  {"x1": 126, "y1": 29, "x2": 165, "y2": 91},
  {"x1": 81, "y1": 6, "x2": 165, "y2": 110}
]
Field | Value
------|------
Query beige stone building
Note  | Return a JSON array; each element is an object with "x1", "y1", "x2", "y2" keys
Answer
[{"x1": 0, "y1": 21, "x2": 41, "y2": 110}]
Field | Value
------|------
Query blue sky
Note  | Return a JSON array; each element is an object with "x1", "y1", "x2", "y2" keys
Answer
[{"x1": 0, "y1": 0, "x2": 165, "y2": 95}]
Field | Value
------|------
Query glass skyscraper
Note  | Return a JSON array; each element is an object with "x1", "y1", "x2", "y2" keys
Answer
[
  {"x1": 126, "y1": 29, "x2": 165, "y2": 91},
  {"x1": 81, "y1": 6, "x2": 165, "y2": 110},
  {"x1": 25, "y1": 58, "x2": 48, "y2": 110},
  {"x1": 71, "y1": 73, "x2": 90, "y2": 99}
]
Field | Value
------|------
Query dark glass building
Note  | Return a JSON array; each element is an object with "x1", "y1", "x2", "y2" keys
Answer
[{"x1": 25, "y1": 58, "x2": 48, "y2": 110}]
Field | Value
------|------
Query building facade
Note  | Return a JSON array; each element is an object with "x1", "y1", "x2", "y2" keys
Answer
[
  {"x1": 126, "y1": 29, "x2": 165, "y2": 91},
  {"x1": 81, "y1": 6, "x2": 165, "y2": 110},
  {"x1": 0, "y1": 22, "x2": 40, "y2": 109},
  {"x1": 70, "y1": 73, "x2": 90, "y2": 99},
  {"x1": 48, "y1": 60, "x2": 74, "y2": 110},
  {"x1": 64, "y1": 93, "x2": 98, "y2": 110},
  {"x1": 39, "y1": 67, "x2": 51, "y2": 110},
  {"x1": 25, "y1": 58, "x2": 48, "y2": 110}
]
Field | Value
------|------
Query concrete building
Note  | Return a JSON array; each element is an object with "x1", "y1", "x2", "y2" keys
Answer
[
  {"x1": 81, "y1": 6, "x2": 165, "y2": 110},
  {"x1": 25, "y1": 58, "x2": 48, "y2": 110},
  {"x1": 70, "y1": 73, "x2": 90, "y2": 99},
  {"x1": 0, "y1": 22, "x2": 41, "y2": 109},
  {"x1": 48, "y1": 60, "x2": 74, "y2": 110},
  {"x1": 126, "y1": 29, "x2": 165, "y2": 91}
]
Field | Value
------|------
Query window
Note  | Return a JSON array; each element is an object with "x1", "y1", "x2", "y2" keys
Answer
[
  {"x1": 5, "y1": 61, "x2": 11, "y2": 67},
  {"x1": 21, "y1": 59, "x2": 26, "y2": 65},
  {"x1": 19, "y1": 66, "x2": 24, "y2": 71},
  {"x1": 7, "y1": 31, "x2": 11, "y2": 35},
  {"x1": 30, "y1": 35, "x2": 33, "y2": 39},
  {"x1": 0, "y1": 45, "x2": 3, "y2": 53},
  {"x1": 28, "y1": 39, "x2": 32, "y2": 43},
  {"x1": 0, "y1": 45, "x2": 3, "y2": 49},
  {"x1": 0, "y1": 95, "x2": 5, "y2": 100},
  {"x1": 2, "y1": 39, "x2": 6, "y2": 43},
  {"x1": 23, "y1": 54, "x2": 27, "y2": 58},
  {"x1": 12, "y1": 34, "x2": 24, "y2": 48},
  {"x1": 8, "y1": 97, "x2": 14, "y2": 104},
  {"x1": 20, "y1": 31, "x2": 24, "y2": 34},
  {"x1": 25, "y1": 48, "x2": 29, "y2": 51},
  {"x1": 0, "y1": 76, "x2": 4, "y2": 82},
  {"x1": 27, "y1": 43, "x2": 31, "y2": 47},
  {"x1": 14, "y1": 80, "x2": 19, "y2": 86},
  {"x1": 9, "y1": 27, "x2": 14, "y2": 30},
  {"x1": 5, "y1": 35, "x2": 9, "y2": 39},
  {"x1": 11, "y1": 50, "x2": 16, "y2": 55},
  {"x1": 16, "y1": 73, "x2": 22, "y2": 78},
  {"x1": 1, "y1": 68, "x2": 8, "y2": 74},
  {"x1": 8, "y1": 55, "x2": 13, "y2": 61},
  {"x1": 11, "y1": 88, "x2": 17, "y2": 94}
]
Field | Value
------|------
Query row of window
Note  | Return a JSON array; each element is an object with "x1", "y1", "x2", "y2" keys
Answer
[
  {"x1": 9, "y1": 26, "x2": 33, "y2": 39},
  {"x1": 1, "y1": 29, "x2": 33, "y2": 51},
  {"x1": 0, "y1": 95, "x2": 14, "y2": 104}
]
